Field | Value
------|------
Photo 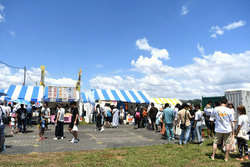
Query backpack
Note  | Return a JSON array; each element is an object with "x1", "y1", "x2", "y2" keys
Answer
[
  {"x1": 135, "y1": 111, "x2": 141, "y2": 119},
  {"x1": 21, "y1": 111, "x2": 26, "y2": 121},
  {"x1": 0, "y1": 107, "x2": 8, "y2": 124}
]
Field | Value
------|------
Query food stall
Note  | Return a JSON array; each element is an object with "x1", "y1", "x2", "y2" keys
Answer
[
  {"x1": 44, "y1": 86, "x2": 80, "y2": 124},
  {"x1": 88, "y1": 89, "x2": 151, "y2": 124},
  {"x1": 1, "y1": 85, "x2": 83, "y2": 124}
]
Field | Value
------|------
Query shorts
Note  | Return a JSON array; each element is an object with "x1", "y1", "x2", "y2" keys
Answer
[
  {"x1": 69, "y1": 123, "x2": 74, "y2": 129},
  {"x1": 11, "y1": 125, "x2": 15, "y2": 130},
  {"x1": 40, "y1": 127, "x2": 45, "y2": 134},
  {"x1": 201, "y1": 125, "x2": 206, "y2": 130},
  {"x1": 205, "y1": 120, "x2": 212, "y2": 129},
  {"x1": 106, "y1": 116, "x2": 111, "y2": 122},
  {"x1": 214, "y1": 132, "x2": 232, "y2": 145}
]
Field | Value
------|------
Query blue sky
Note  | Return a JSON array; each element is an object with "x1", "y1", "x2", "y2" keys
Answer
[{"x1": 1, "y1": 0, "x2": 250, "y2": 99}]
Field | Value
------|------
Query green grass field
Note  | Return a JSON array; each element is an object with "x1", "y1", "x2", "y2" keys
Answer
[{"x1": 1, "y1": 139, "x2": 249, "y2": 167}]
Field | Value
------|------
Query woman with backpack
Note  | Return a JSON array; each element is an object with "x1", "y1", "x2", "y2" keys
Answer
[
  {"x1": 95, "y1": 104, "x2": 102, "y2": 131},
  {"x1": 134, "y1": 105, "x2": 142, "y2": 129}
]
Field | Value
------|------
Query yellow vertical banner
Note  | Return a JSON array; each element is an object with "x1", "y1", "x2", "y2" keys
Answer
[
  {"x1": 40, "y1": 65, "x2": 45, "y2": 86},
  {"x1": 76, "y1": 69, "x2": 81, "y2": 91}
]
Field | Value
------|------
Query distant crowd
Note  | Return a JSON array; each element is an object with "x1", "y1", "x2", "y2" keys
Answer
[
  {"x1": 1, "y1": 98, "x2": 249, "y2": 162},
  {"x1": 92, "y1": 98, "x2": 249, "y2": 162},
  {"x1": 0, "y1": 100, "x2": 80, "y2": 153}
]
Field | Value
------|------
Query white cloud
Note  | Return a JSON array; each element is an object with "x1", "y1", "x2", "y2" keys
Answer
[
  {"x1": 90, "y1": 38, "x2": 250, "y2": 99},
  {"x1": 210, "y1": 26, "x2": 224, "y2": 38},
  {"x1": 0, "y1": 13, "x2": 5, "y2": 23},
  {"x1": 181, "y1": 5, "x2": 189, "y2": 15},
  {"x1": 132, "y1": 38, "x2": 171, "y2": 74},
  {"x1": 0, "y1": 4, "x2": 5, "y2": 23},
  {"x1": 0, "y1": 66, "x2": 77, "y2": 89},
  {"x1": 223, "y1": 20, "x2": 246, "y2": 30},
  {"x1": 96, "y1": 64, "x2": 103, "y2": 68},
  {"x1": 0, "y1": 4, "x2": 4, "y2": 12},
  {"x1": 197, "y1": 43, "x2": 205, "y2": 55},
  {"x1": 9, "y1": 31, "x2": 15, "y2": 37},
  {"x1": 210, "y1": 20, "x2": 246, "y2": 38}
]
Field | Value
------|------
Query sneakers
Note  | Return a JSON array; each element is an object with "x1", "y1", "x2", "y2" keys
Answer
[
  {"x1": 236, "y1": 157, "x2": 244, "y2": 161},
  {"x1": 243, "y1": 156, "x2": 249, "y2": 160},
  {"x1": 54, "y1": 137, "x2": 58, "y2": 140},
  {"x1": 71, "y1": 139, "x2": 78, "y2": 143},
  {"x1": 61, "y1": 137, "x2": 64, "y2": 140},
  {"x1": 39, "y1": 138, "x2": 43, "y2": 140}
]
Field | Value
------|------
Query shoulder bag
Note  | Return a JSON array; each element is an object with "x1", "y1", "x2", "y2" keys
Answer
[{"x1": 180, "y1": 110, "x2": 186, "y2": 129}]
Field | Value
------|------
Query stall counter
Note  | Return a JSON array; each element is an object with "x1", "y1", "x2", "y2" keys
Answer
[{"x1": 50, "y1": 114, "x2": 72, "y2": 123}]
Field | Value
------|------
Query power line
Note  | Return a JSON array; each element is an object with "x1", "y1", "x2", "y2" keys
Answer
[
  {"x1": 26, "y1": 71, "x2": 38, "y2": 84},
  {"x1": 0, "y1": 60, "x2": 23, "y2": 70}
]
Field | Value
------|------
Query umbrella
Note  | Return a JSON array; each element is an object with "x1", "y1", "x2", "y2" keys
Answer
[{"x1": 13, "y1": 99, "x2": 31, "y2": 105}]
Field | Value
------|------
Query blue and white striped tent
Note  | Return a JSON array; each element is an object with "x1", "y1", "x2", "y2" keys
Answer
[
  {"x1": 0, "y1": 85, "x2": 88, "y2": 103},
  {"x1": 0, "y1": 85, "x2": 44, "y2": 102},
  {"x1": 0, "y1": 89, "x2": 8, "y2": 101},
  {"x1": 91, "y1": 89, "x2": 151, "y2": 103},
  {"x1": 81, "y1": 92, "x2": 88, "y2": 103}
]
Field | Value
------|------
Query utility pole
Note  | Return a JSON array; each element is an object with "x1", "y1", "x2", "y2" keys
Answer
[{"x1": 23, "y1": 66, "x2": 26, "y2": 86}]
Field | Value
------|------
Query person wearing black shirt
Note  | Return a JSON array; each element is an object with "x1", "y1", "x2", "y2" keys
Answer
[
  {"x1": 68, "y1": 101, "x2": 79, "y2": 143},
  {"x1": 188, "y1": 105, "x2": 196, "y2": 143},
  {"x1": 149, "y1": 103, "x2": 158, "y2": 131},
  {"x1": 16, "y1": 104, "x2": 27, "y2": 134}
]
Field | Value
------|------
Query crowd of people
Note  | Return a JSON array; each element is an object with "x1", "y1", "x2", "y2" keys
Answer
[
  {"x1": 0, "y1": 100, "x2": 80, "y2": 153},
  {"x1": 92, "y1": 98, "x2": 249, "y2": 162},
  {"x1": 1, "y1": 98, "x2": 249, "y2": 162},
  {"x1": 93, "y1": 103, "x2": 125, "y2": 132}
]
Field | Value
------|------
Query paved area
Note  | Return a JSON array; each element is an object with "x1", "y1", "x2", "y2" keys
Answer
[{"x1": 2, "y1": 124, "x2": 177, "y2": 154}]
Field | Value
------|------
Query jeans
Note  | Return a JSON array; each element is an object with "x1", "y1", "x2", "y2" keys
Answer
[
  {"x1": 195, "y1": 121, "x2": 202, "y2": 142},
  {"x1": 179, "y1": 125, "x2": 191, "y2": 145},
  {"x1": 27, "y1": 113, "x2": 32, "y2": 126},
  {"x1": 0, "y1": 124, "x2": 5, "y2": 138},
  {"x1": 56, "y1": 121, "x2": 64, "y2": 137},
  {"x1": 165, "y1": 123, "x2": 174, "y2": 140},
  {"x1": 188, "y1": 121, "x2": 196, "y2": 142},
  {"x1": 0, "y1": 124, "x2": 5, "y2": 152},
  {"x1": 143, "y1": 116, "x2": 148, "y2": 128},
  {"x1": 238, "y1": 138, "x2": 248, "y2": 157},
  {"x1": 135, "y1": 118, "x2": 141, "y2": 128},
  {"x1": 19, "y1": 120, "x2": 27, "y2": 133}
]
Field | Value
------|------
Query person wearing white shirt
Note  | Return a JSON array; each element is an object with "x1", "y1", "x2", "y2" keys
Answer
[
  {"x1": 119, "y1": 106, "x2": 125, "y2": 124},
  {"x1": 194, "y1": 104, "x2": 203, "y2": 144},
  {"x1": 41, "y1": 102, "x2": 50, "y2": 130},
  {"x1": 235, "y1": 105, "x2": 249, "y2": 161},
  {"x1": 54, "y1": 103, "x2": 65, "y2": 140},
  {"x1": 0, "y1": 102, "x2": 7, "y2": 152},
  {"x1": 173, "y1": 104, "x2": 180, "y2": 135},
  {"x1": 210, "y1": 98, "x2": 234, "y2": 162},
  {"x1": 204, "y1": 101, "x2": 214, "y2": 139}
]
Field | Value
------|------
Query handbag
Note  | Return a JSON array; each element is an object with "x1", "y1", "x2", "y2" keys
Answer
[
  {"x1": 237, "y1": 129, "x2": 249, "y2": 141},
  {"x1": 0, "y1": 107, "x2": 9, "y2": 124},
  {"x1": 180, "y1": 110, "x2": 186, "y2": 129}
]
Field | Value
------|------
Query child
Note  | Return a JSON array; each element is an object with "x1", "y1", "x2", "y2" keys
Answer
[
  {"x1": 10, "y1": 113, "x2": 16, "y2": 135},
  {"x1": 235, "y1": 105, "x2": 249, "y2": 161},
  {"x1": 39, "y1": 112, "x2": 46, "y2": 140}
]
